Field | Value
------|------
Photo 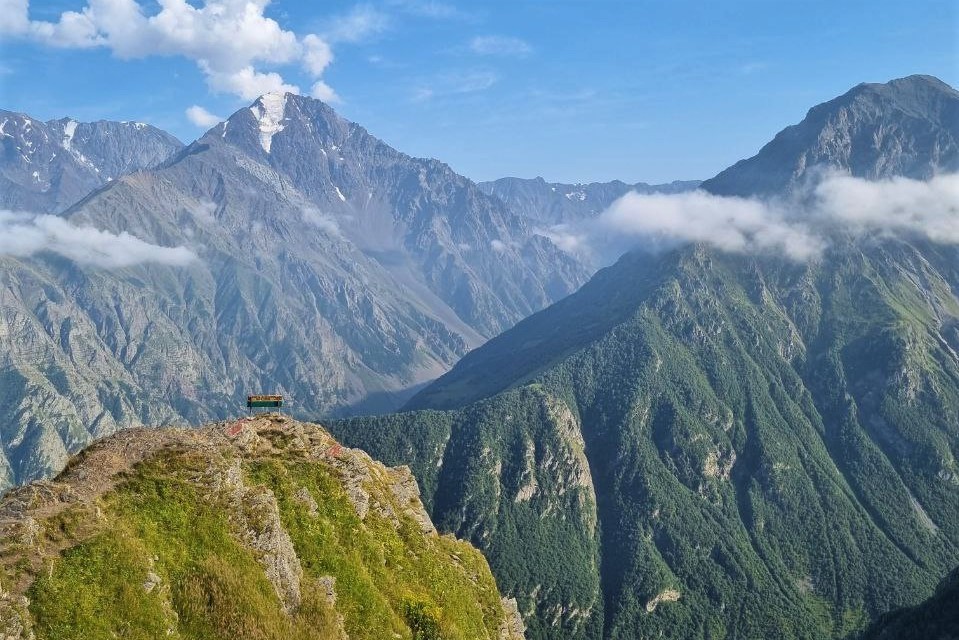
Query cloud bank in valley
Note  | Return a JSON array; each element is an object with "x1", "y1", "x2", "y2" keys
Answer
[
  {"x1": 0, "y1": 210, "x2": 197, "y2": 268},
  {"x1": 548, "y1": 173, "x2": 959, "y2": 262}
]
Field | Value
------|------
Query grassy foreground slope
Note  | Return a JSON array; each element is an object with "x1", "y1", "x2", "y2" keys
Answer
[
  {"x1": 332, "y1": 238, "x2": 959, "y2": 639},
  {"x1": 0, "y1": 415, "x2": 525, "y2": 640}
]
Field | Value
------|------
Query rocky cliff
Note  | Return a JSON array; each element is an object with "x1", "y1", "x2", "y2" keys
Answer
[{"x1": 0, "y1": 414, "x2": 524, "y2": 640}]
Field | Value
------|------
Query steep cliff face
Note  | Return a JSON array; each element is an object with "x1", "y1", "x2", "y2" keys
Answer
[
  {"x1": 0, "y1": 415, "x2": 524, "y2": 640},
  {"x1": 333, "y1": 385, "x2": 604, "y2": 640}
]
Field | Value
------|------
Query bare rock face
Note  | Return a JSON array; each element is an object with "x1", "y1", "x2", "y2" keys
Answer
[
  {"x1": 213, "y1": 458, "x2": 303, "y2": 612},
  {"x1": 499, "y1": 597, "x2": 527, "y2": 640}
]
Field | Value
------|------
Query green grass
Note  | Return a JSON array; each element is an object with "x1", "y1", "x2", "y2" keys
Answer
[{"x1": 25, "y1": 448, "x2": 507, "y2": 639}]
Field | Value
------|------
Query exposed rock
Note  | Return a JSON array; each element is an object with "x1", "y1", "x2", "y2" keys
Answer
[
  {"x1": 499, "y1": 597, "x2": 526, "y2": 640},
  {"x1": 645, "y1": 588, "x2": 681, "y2": 613}
]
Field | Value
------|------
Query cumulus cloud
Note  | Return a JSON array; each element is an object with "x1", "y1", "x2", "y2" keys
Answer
[
  {"x1": 571, "y1": 173, "x2": 959, "y2": 262},
  {"x1": 310, "y1": 80, "x2": 340, "y2": 103},
  {"x1": 469, "y1": 35, "x2": 532, "y2": 56},
  {"x1": 598, "y1": 190, "x2": 823, "y2": 261},
  {"x1": 0, "y1": 210, "x2": 197, "y2": 268},
  {"x1": 185, "y1": 105, "x2": 222, "y2": 128},
  {"x1": 1, "y1": 0, "x2": 335, "y2": 100}
]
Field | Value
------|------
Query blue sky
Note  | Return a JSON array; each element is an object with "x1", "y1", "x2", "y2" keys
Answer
[{"x1": 1, "y1": 0, "x2": 956, "y2": 183}]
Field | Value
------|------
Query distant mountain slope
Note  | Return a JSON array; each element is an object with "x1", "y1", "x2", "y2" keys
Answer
[
  {"x1": 860, "y1": 566, "x2": 959, "y2": 640},
  {"x1": 0, "y1": 414, "x2": 525, "y2": 640},
  {"x1": 331, "y1": 76, "x2": 959, "y2": 640},
  {"x1": 0, "y1": 111, "x2": 183, "y2": 212},
  {"x1": 478, "y1": 177, "x2": 699, "y2": 226},
  {"x1": 701, "y1": 75, "x2": 959, "y2": 197},
  {"x1": 0, "y1": 94, "x2": 588, "y2": 492}
]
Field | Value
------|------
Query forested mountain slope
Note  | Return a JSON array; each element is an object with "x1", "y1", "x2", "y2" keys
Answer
[
  {"x1": 335, "y1": 240, "x2": 959, "y2": 639},
  {"x1": 859, "y1": 566, "x2": 959, "y2": 640},
  {"x1": 330, "y1": 75, "x2": 959, "y2": 639}
]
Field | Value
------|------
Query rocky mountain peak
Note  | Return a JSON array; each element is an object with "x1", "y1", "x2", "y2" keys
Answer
[{"x1": 701, "y1": 74, "x2": 959, "y2": 197}]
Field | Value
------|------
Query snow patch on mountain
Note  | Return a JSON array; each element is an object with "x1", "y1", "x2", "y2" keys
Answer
[{"x1": 251, "y1": 93, "x2": 288, "y2": 154}]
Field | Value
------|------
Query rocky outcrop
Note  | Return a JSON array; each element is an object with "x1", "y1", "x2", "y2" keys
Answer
[{"x1": 0, "y1": 415, "x2": 522, "y2": 639}]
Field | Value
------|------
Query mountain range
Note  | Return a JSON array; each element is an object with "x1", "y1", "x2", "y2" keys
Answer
[
  {"x1": 0, "y1": 93, "x2": 590, "y2": 491},
  {"x1": 0, "y1": 110, "x2": 183, "y2": 213},
  {"x1": 478, "y1": 177, "x2": 700, "y2": 227},
  {"x1": 0, "y1": 73, "x2": 957, "y2": 640},
  {"x1": 331, "y1": 75, "x2": 959, "y2": 639}
]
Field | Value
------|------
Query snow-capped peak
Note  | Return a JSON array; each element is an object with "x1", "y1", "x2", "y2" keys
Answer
[
  {"x1": 62, "y1": 119, "x2": 78, "y2": 149},
  {"x1": 250, "y1": 92, "x2": 288, "y2": 154}
]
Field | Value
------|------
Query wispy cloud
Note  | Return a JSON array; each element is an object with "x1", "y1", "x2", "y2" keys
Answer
[
  {"x1": 545, "y1": 173, "x2": 959, "y2": 262},
  {"x1": 185, "y1": 105, "x2": 222, "y2": 128},
  {"x1": 413, "y1": 69, "x2": 498, "y2": 101},
  {"x1": 0, "y1": 210, "x2": 197, "y2": 268},
  {"x1": 469, "y1": 35, "x2": 532, "y2": 57},
  {"x1": 301, "y1": 207, "x2": 343, "y2": 237},
  {"x1": 386, "y1": 0, "x2": 468, "y2": 20},
  {"x1": 324, "y1": 4, "x2": 390, "y2": 44}
]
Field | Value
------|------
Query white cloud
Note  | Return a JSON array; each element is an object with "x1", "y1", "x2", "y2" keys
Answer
[
  {"x1": 535, "y1": 224, "x2": 588, "y2": 255},
  {"x1": 593, "y1": 173, "x2": 959, "y2": 262},
  {"x1": 598, "y1": 190, "x2": 823, "y2": 261},
  {"x1": 185, "y1": 105, "x2": 222, "y2": 128},
  {"x1": 813, "y1": 173, "x2": 959, "y2": 243},
  {"x1": 469, "y1": 35, "x2": 531, "y2": 56},
  {"x1": 204, "y1": 65, "x2": 299, "y2": 101},
  {"x1": 310, "y1": 80, "x2": 340, "y2": 104},
  {"x1": 490, "y1": 239, "x2": 507, "y2": 252},
  {"x1": 189, "y1": 200, "x2": 217, "y2": 224},
  {"x1": 1, "y1": 0, "x2": 335, "y2": 100},
  {"x1": 386, "y1": 0, "x2": 464, "y2": 19},
  {"x1": 0, "y1": 210, "x2": 197, "y2": 268},
  {"x1": 324, "y1": 5, "x2": 390, "y2": 43},
  {"x1": 301, "y1": 207, "x2": 341, "y2": 237}
]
